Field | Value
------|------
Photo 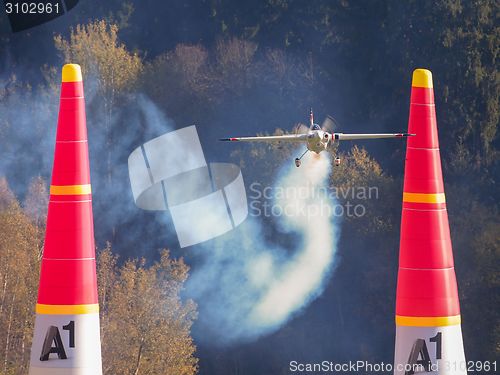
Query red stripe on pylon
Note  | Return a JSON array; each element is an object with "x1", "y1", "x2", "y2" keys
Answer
[
  {"x1": 60, "y1": 80, "x2": 84, "y2": 99},
  {"x1": 410, "y1": 86, "x2": 435, "y2": 106},
  {"x1": 399, "y1": 208, "x2": 454, "y2": 269},
  {"x1": 37, "y1": 259, "x2": 98, "y2": 305},
  {"x1": 43, "y1": 201, "x2": 95, "y2": 260},
  {"x1": 51, "y1": 142, "x2": 91, "y2": 185},
  {"x1": 403, "y1": 148, "x2": 444, "y2": 193},
  {"x1": 408, "y1": 86, "x2": 439, "y2": 150},
  {"x1": 396, "y1": 268, "x2": 460, "y2": 317},
  {"x1": 57, "y1": 81, "x2": 87, "y2": 141}
]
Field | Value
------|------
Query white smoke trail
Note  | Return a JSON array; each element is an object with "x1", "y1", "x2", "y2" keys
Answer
[
  {"x1": 249, "y1": 154, "x2": 337, "y2": 329},
  {"x1": 186, "y1": 152, "x2": 340, "y2": 343}
]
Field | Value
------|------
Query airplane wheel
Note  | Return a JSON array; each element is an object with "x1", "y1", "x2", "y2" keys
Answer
[{"x1": 295, "y1": 158, "x2": 301, "y2": 167}]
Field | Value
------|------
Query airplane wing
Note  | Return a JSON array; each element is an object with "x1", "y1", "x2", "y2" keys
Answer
[
  {"x1": 220, "y1": 134, "x2": 309, "y2": 142},
  {"x1": 336, "y1": 133, "x2": 415, "y2": 140}
]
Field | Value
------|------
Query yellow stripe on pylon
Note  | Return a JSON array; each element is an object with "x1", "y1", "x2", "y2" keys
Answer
[
  {"x1": 403, "y1": 192, "x2": 446, "y2": 204},
  {"x1": 396, "y1": 315, "x2": 461, "y2": 327},
  {"x1": 36, "y1": 304, "x2": 99, "y2": 315},
  {"x1": 50, "y1": 184, "x2": 92, "y2": 195}
]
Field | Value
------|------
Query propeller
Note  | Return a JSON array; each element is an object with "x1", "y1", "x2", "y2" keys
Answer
[
  {"x1": 293, "y1": 123, "x2": 310, "y2": 134},
  {"x1": 321, "y1": 115, "x2": 338, "y2": 133}
]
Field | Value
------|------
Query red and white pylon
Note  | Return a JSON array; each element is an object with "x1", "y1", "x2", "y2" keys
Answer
[
  {"x1": 394, "y1": 69, "x2": 467, "y2": 375},
  {"x1": 29, "y1": 64, "x2": 102, "y2": 375}
]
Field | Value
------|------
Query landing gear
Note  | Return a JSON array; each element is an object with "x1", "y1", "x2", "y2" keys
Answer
[
  {"x1": 334, "y1": 156, "x2": 341, "y2": 166},
  {"x1": 295, "y1": 149, "x2": 309, "y2": 167}
]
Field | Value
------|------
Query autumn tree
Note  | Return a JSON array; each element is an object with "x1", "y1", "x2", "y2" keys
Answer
[
  {"x1": 143, "y1": 43, "x2": 211, "y2": 122},
  {"x1": 98, "y1": 247, "x2": 198, "y2": 375},
  {"x1": 214, "y1": 37, "x2": 258, "y2": 94},
  {"x1": 54, "y1": 19, "x2": 143, "y2": 107},
  {"x1": 438, "y1": 0, "x2": 499, "y2": 167},
  {"x1": 23, "y1": 176, "x2": 48, "y2": 228},
  {"x1": 0, "y1": 178, "x2": 15, "y2": 211},
  {"x1": 331, "y1": 145, "x2": 400, "y2": 233},
  {"x1": 0, "y1": 179, "x2": 41, "y2": 375}
]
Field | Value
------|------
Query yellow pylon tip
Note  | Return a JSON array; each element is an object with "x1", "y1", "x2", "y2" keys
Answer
[
  {"x1": 62, "y1": 63, "x2": 82, "y2": 82},
  {"x1": 412, "y1": 68, "x2": 433, "y2": 88}
]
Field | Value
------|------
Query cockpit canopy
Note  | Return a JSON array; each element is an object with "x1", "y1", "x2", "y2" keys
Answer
[{"x1": 311, "y1": 124, "x2": 321, "y2": 130}]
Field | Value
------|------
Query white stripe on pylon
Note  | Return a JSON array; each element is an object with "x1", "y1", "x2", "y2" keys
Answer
[
  {"x1": 394, "y1": 324, "x2": 467, "y2": 375},
  {"x1": 29, "y1": 313, "x2": 102, "y2": 375}
]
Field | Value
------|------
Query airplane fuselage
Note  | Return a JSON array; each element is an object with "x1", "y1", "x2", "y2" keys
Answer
[{"x1": 306, "y1": 130, "x2": 330, "y2": 153}]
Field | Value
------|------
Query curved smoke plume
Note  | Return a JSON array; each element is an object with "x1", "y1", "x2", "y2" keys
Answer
[{"x1": 186, "y1": 152, "x2": 340, "y2": 343}]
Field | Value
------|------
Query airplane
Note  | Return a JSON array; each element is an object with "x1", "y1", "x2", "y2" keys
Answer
[{"x1": 220, "y1": 108, "x2": 415, "y2": 167}]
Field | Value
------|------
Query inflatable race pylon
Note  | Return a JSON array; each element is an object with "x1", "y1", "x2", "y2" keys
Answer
[
  {"x1": 394, "y1": 69, "x2": 467, "y2": 375},
  {"x1": 29, "y1": 64, "x2": 102, "y2": 375}
]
